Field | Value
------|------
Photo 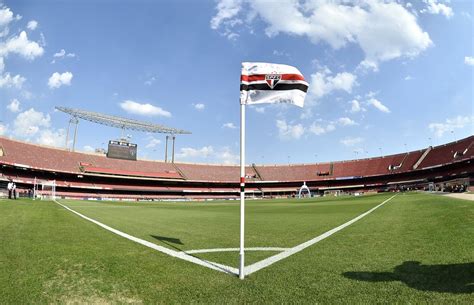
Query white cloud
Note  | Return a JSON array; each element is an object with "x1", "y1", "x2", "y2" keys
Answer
[
  {"x1": 340, "y1": 137, "x2": 364, "y2": 146},
  {"x1": 461, "y1": 11, "x2": 471, "y2": 19},
  {"x1": 222, "y1": 122, "x2": 237, "y2": 129},
  {"x1": 310, "y1": 69, "x2": 356, "y2": 99},
  {"x1": 27, "y1": 20, "x2": 38, "y2": 30},
  {"x1": 53, "y1": 49, "x2": 66, "y2": 58},
  {"x1": 276, "y1": 119, "x2": 304, "y2": 140},
  {"x1": 420, "y1": 0, "x2": 454, "y2": 19},
  {"x1": 83, "y1": 145, "x2": 95, "y2": 152},
  {"x1": 7, "y1": 98, "x2": 20, "y2": 112},
  {"x1": 337, "y1": 117, "x2": 357, "y2": 126},
  {"x1": 254, "y1": 106, "x2": 265, "y2": 113},
  {"x1": 144, "y1": 76, "x2": 156, "y2": 86},
  {"x1": 51, "y1": 49, "x2": 75, "y2": 63},
  {"x1": 11, "y1": 108, "x2": 66, "y2": 147},
  {"x1": 120, "y1": 100, "x2": 171, "y2": 117},
  {"x1": 0, "y1": 6, "x2": 20, "y2": 33},
  {"x1": 37, "y1": 129, "x2": 66, "y2": 147},
  {"x1": 0, "y1": 31, "x2": 44, "y2": 60},
  {"x1": 308, "y1": 117, "x2": 354, "y2": 136},
  {"x1": 429, "y1": 115, "x2": 474, "y2": 138},
  {"x1": 0, "y1": 72, "x2": 25, "y2": 88},
  {"x1": 464, "y1": 56, "x2": 474, "y2": 66},
  {"x1": 53, "y1": 49, "x2": 75, "y2": 58},
  {"x1": 217, "y1": 146, "x2": 240, "y2": 164},
  {"x1": 48, "y1": 71, "x2": 73, "y2": 89},
  {"x1": 309, "y1": 122, "x2": 335, "y2": 135},
  {"x1": 367, "y1": 98, "x2": 390, "y2": 113},
  {"x1": 194, "y1": 103, "x2": 205, "y2": 110},
  {"x1": 0, "y1": 56, "x2": 25, "y2": 89},
  {"x1": 13, "y1": 108, "x2": 51, "y2": 137},
  {"x1": 177, "y1": 146, "x2": 214, "y2": 159},
  {"x1": 350, "y1": 99, "x2": 363, "y2": 113},
  {"x1": 0, "y1": 123, "x2": 6, "y2": 135},
  {"x1": 404, "y1": 75, "x2": 413, "y2": 81},
  {"x1": 212, "y1": 0, "x2": 432, "y2": 70},
  {"x1": 145, "y1": 138, "x2": 161, "y2": 148},
  {"x1": 0, "y1": 7, "x2": 14, "y2": 27},
  {"x1": 176, "y1": 145, "x2": 239, "y2": 164},
  {"x1": 210, "y1": 0, "x2": 243, "y2": 40}
]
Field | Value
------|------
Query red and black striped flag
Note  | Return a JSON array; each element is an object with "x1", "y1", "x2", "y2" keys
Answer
[{"x1": 240, "y1": 62, "x2": 308, "y2": 107}]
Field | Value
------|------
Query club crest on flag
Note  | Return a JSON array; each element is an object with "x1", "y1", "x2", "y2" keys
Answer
[{"x1": 265, "y1": 73, "x2": 281, "y2": 89}]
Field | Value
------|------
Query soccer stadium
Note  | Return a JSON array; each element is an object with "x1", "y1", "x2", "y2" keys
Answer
[
  {"x1": 1, "y1": 1, "x2": 473, "y2": 304},
  {"x1": 0, "y1": 134, "x2": 473, "y2": 200}
]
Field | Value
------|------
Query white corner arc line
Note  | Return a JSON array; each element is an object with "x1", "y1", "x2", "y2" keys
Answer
[
  {"x1": 184, "y1": 247, "x2": 289, "y2": 254},
  {"x1": 53, "y1": 200, "x2": 239, "y2": 276},
  {"x1": 245, "y1": 195, "x2": 397, "y2": 276}
]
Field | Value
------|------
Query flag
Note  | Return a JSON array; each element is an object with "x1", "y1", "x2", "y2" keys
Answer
[{"x1": 240, "y1": 62, "x2": 308, "y2": 107}]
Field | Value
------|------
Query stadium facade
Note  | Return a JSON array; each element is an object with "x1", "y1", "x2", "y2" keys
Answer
[{"x1": 0, "y1": 135, "x2": 472, "y2": 200}]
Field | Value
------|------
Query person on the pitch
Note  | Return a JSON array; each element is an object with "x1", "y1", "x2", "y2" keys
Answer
[
  {"x1": 12, "y1": 182, "x2": 17, "y2": 200},
  {"x1": 7, "y1": 179, "x2": 13, "y2": 199}
]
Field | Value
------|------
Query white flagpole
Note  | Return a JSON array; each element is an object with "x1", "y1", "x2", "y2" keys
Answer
[{"x1": 239, "y1": 102, "x2": 246, "y2": 280}]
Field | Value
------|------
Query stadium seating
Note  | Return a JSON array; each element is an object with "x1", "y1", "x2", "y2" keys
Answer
[
  {"x1": 418, "y1": 137, "x2": 473, "y2": 169},
  {"x1": 0, "y1": 135, "x2": 472, "y2": 199}
]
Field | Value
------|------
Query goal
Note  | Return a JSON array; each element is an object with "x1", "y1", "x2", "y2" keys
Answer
[{"x1": 40, "y1": 180, "x2": 57, "y2": 200}]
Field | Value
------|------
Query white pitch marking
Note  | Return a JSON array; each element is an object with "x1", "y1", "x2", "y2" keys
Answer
[
  {"x1": 53, "y1": 199, "x2": 239, "y2": 276},
  {"x1": 54, "y1": 195, "x2": 396, "y2": 278},
  {"x1": 245, "y1": 195, "x2": 397, "y2": 276},
  {"x1": 184, "y1": 247, "x2": 289, "y2": 254}
]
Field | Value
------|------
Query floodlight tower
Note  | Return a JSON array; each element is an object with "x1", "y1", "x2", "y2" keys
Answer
[
  {"x1": 56, "y1": 106, "x2": 191, "y2": 158},
  {"x1": 165, "y1": 135, "x2": 169, "y2": 162},
  {"x1": 65, "y1": 116, "x2": 79, "y2": 151}
]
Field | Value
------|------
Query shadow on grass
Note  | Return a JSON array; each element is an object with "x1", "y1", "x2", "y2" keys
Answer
[
  {"x1": 151, "y1": 235, "x2": 184, "y2": 252},
  {"x1": 150, "y1": 234, "x2": 237, "y2": 276},
  {"x1": 343, "y1": 261, "x2": 474, "y2": 293}
]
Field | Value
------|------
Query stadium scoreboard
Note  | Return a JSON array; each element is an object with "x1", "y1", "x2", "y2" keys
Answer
[{"x1": 107, "y1": 140, "x2": 137, "y2": 161}]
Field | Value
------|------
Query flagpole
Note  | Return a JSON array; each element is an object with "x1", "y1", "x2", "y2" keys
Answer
[{"x1": 239, "y1": 102, "x2": 246, "y2": 280}]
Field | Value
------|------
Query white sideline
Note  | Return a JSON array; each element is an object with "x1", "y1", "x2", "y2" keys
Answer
[
  {"x1": 185, "y1": 247, "x2": 289, "y2": 254},
  {"x1": 53, "y1": 199, "x2": 239, "y2": 276},
  {"x1": 244, "y1": 195, "x2": 397, "y2": 276}
]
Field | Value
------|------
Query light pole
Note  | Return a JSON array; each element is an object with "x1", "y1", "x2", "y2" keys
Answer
[
  {"x1": 164, "y1": 135, "x2": 169, "y2": 162},
  {"x1": 171, "y1": 135, "x2": 176, "y2": 163}
]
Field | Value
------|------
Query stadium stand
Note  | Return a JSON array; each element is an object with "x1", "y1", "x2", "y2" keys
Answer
[
  {"x1": 418, "y1": 137, "x2": 473, "y2": 169},
  {"x1": 0, "y1": 135, "x2": 472, "y2": 200}
]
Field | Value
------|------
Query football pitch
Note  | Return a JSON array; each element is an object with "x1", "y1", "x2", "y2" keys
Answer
[{"x1": 0, "y1": 193, "x2": 472, "y2": 303}]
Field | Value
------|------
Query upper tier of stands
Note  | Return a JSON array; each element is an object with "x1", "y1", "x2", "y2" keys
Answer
[
  {"x1": 418, "y1": 136, "x2": 473, "y2": 169},
  {"x1": 0, "y1": 137, "x2": 181, "y2": 179},
  {"x1": 0, "y1": 135, "x2": 472, "y2": 183}
]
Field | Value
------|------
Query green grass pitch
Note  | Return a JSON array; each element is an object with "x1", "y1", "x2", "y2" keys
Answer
[{"x1": 0, "y1": 192, "x2": 472, "y2": 303}]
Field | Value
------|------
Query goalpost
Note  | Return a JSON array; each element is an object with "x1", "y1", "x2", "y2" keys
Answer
[{"x1": 40, "y1": 180, "x2": 57, "y2": 200}]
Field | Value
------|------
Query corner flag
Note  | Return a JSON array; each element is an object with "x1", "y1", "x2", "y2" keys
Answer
[
  {"x1": 238, "y1": 62, "x2": 307, "y2": 279},
  {"x1": 240, "y1": 62, "x2": 308, "y2": 107}
]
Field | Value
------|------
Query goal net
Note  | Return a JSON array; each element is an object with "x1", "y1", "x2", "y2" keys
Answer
[{"x1": 40, "y1": 180, "x2": 57, "y2": 200}]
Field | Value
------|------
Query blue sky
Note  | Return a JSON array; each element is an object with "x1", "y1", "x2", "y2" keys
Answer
[{"x1": 0, "y1": 0, "x2": 472, "y2": 164}]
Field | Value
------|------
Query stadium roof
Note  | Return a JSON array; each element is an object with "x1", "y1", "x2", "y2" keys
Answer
[{"x1": 56, "y1": 106, "x2": 191, "y2": 135}]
